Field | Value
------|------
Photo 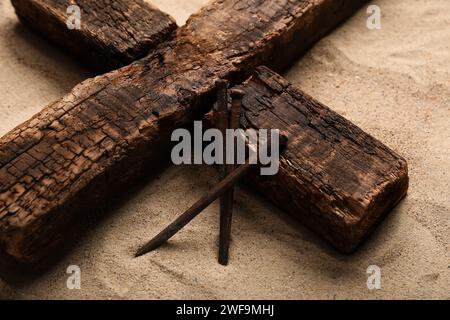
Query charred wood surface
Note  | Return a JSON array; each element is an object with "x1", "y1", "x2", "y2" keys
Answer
[
  {"x1": 235, "y1": 67, "x2": 409, "y2": 253},
  {"x1": 10, "y1": 0, "x2": 177, "y2": 71},
  {"x1": 0, "y1": 0, "x2": 368, "y2": 263}
]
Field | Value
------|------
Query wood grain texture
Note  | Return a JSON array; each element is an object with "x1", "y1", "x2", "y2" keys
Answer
[
  {"x1": 0, "y1": 0, "x2": 368, "y2": 263},
  {"x1": 10, "y1": 0, "x2": 177, "y2": 71},
  {"x1": 234, "y1": 66, "x2": 409, "y2": 253}
]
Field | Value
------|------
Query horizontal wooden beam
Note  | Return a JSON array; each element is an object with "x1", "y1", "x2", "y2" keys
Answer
[
  {"x1": 10, "y1": 0, "x2": 177, "y2": 71},
  {"x1": 233, "y1": 66, "x2": 408, "y2": 252},
  {"x1": 0, "y1": 0, "x2": 368, "y2": 263}
]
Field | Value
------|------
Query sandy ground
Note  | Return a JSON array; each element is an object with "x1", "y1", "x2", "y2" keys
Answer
[{"x1": 0, "y1": 0, "x2": 449, "y2": 299}]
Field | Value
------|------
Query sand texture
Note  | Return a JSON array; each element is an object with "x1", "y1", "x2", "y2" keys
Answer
[{"x1": 0, "y1": 0, "x2": 449, "y2": 299}]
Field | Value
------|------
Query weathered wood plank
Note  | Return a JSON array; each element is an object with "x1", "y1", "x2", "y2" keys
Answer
[
  {"x1": 234, "y1": 66, "x2": 409, "y2": 253},
  {"x1": 0, "y1": 0, "x2": 368, "y2": 263},
  {"x1": 10, "y1": 0, "x2": 177, "y2": 71}
]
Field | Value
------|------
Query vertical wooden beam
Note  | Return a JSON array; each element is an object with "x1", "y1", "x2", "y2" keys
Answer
[{"x1": 10, "y1": 0, "x2": 177, "y2": 71}]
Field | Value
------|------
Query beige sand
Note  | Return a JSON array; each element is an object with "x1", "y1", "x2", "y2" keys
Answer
[{"x1": 0, "y1": 0, "x2": 448, "y2": 299}]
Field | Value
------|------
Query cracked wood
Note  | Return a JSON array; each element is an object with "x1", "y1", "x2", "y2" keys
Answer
[
  {"x1": 234, "y1": 67, "x2": 409, "y2": 252},
  {"x1": 10, "y1": 0, "x2": 177, "y2": 71},
  {"x1": 0, "y1": 0, "x2": 368, "y2": 263}
]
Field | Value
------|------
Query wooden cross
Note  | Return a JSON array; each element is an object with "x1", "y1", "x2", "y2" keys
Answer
[{"x1": 0, "y1": 0, "x2": 408, "y2": 264}]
